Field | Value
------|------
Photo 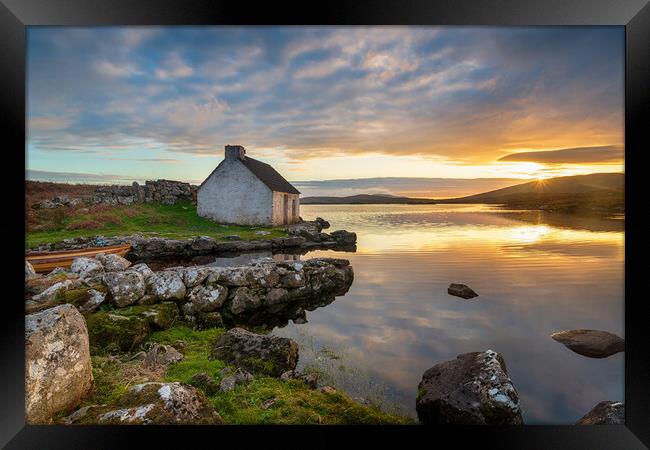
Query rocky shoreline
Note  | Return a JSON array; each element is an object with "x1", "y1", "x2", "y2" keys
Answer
[{"x1": 28, "y1": 219, "x2": 358, "y2": 261}]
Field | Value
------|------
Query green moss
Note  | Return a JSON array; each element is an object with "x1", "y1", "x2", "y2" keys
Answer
[
  {"x1": 26, "y1": 201, "x2": 287, "y2": 248},
  {"x1": 148, "y1": 325, "x2": 226, "y2": 384},
  {"x1": 117, "y1": 302, "x2": 179, "y2": 330},
  {"x1": 211, "y1": 377, "x2": 414, "y2": 425},
  {"x1": 62, "y1": 287, "x2": 93, "y2": 307},
  {"x1": 416, "y1": 388, "x2": 426, "y2": 402},
  {"x1": 85, "y1": 311, "x2": 150, "y2": 354}
]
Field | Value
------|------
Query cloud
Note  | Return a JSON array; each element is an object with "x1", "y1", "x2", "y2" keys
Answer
[
  {"x1": 94, "y1": 60, "x2": 142, "y2": 78},
  {"x1": 498, "y1": 146, "x2": 624, "y2": 164},
  {"x1": 26, "y1": 27, "x2": 624, "y2": 178},
  {"x1": 154, "y1": 52, "x2": 194, "y2": 80}
]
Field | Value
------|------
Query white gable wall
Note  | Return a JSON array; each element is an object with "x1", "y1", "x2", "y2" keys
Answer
[{"x1": 197, "y1": 158, "x2": 273, "y2": 226}]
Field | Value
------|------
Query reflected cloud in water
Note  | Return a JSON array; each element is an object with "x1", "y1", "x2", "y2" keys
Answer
[{"x1": 271, "y1": 204, "x2": 624, "y2": 423}]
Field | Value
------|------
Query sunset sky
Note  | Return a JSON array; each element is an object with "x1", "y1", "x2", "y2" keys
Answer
[{"x1": 27, "y1": 26, "x2": 624, "y2": 197}]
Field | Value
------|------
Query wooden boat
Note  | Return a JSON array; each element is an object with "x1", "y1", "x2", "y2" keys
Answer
[{"x1": 26, "y1": 243, "x2": 132, "y2": 273}]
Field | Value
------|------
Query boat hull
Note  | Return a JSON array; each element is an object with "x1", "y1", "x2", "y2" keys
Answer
[{"x1": 26, "y1": 244, "x2": 132, "y2": 273}]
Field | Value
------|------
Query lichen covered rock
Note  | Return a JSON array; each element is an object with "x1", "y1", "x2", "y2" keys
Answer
[
  {"x1": 97, "y1": 253, "x2": 132, "y2": 272},
  {"x1": 103, "y1": 271, "x2": 146, "y2": 307},
  {"x1": 146, "y1": 271, "x2": 186, "y2": 301},
  {"x1": 71, "y1": 257, "x2": 104, "y2": 279},
  {"x1": 66, "y1": 382, "x2": 223, "y2": 425},
  {"x1": 189, "y1": 284, "x2": 228, "y2": 312},
  {"x1": 209, "y1": 327, "x2": 298, "y2": 377},
  {"x1": 416, "y1": 350, "x2": 523, "y2": 425},
  {"x1": 25, "y1": 304, "x2": 93, "y2": 423}
]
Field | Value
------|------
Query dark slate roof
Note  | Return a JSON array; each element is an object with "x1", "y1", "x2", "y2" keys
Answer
[{"x1": 240, "y1": 156, "x2": 301, "y2": 194}]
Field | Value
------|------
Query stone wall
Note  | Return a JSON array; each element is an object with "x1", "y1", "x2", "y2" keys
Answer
[
  {"x1": 25, "y1": 256, "x2": 354, "y2": 340},
  {"x1": 93, "y1": 180, "x2": 197, "y2": 206}
]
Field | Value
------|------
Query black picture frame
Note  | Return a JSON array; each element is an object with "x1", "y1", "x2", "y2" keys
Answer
[{"x1": 2, "y1": 0, "x2": 648, "y2": 447}]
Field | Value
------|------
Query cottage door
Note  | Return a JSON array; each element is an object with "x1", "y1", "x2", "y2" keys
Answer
[{"x1": 283, "y1": 194, "x2": 289, "y2": 224}]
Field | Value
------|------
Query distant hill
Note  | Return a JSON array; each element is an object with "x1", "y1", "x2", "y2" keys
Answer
[
  {"x1": 300, "y1": 173, "x2": 624, "y2": 213},
  {"x1": 300, "y1": 194, "x2": 437, "y2": 204},
  {"x1": 439, "y1": 173, "x2": 623, "y2": 203}
]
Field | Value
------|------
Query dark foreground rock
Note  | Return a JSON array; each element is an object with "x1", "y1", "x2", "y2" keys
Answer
[
  {"x1": 448, "y1": 283, "x2": 478, "y2": 299},
  {"x1": 209, "y1": 327, "x2": 299, "y2": 377},
  {"x1": 63, "y1": 382, "x2": 223, "y2": 425},
  {"x1": 576, "y1": 401, "x2": 624, "y2": 425},
  {"x1": 416, "y1": 350, "x2": 523, "y2": 425},
  {"x1": 26, "y1": 304, "x2": 93, "y2": 423},
  {"x1": 551, "y1": 329, "x2": 624, "y2": 358}
]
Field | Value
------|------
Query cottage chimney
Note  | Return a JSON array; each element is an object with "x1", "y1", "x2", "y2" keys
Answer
[{"x1": 225, "y1": 145, "x2": 246, "y2": 160}]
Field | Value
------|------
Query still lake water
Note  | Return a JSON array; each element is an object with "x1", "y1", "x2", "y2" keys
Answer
[
  {"x1": 271, "y1": 204, "x2": 624, "y2": 424},
  {"x1": 162, "y1": 204, "x2": 624, "y2": 423}
]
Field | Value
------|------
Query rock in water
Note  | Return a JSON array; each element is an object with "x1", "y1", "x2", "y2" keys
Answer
[
  {"x1": 416, "y1": 350, "x2": 523, "y2": 425},
  {"x1": 448, "y1": 283, "x2": 478, "y2": 299},
  {"x1": 209, "y1": 327, "x2": 299, "y2": 377},
  {"x1": 576, "y1": 401, "x2": 624, "y2": 425},
  {"x1": 551, "y1": 329, "x2": 624, "y2": 358},
  {"x1": 25, "y1": 304, "x2": 93, "y2": 424}
]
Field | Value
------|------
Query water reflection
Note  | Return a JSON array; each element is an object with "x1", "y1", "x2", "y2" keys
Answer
[{"x1": 269, "y1": 204, "x2": 624, "y2": 424}]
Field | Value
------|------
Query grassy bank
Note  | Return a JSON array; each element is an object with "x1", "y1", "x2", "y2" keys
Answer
[
  {"x1": 26, "y1": 201, "x2": 287, "y2": 248},
  {"x1": 84, "y1": 324, "x2": 413, "y2": 425}
]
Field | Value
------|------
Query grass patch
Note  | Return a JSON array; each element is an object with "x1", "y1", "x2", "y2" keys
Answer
[
  {"x1": 148, "y1": 325, "x2": 226, "y2": 383},
  {"x1": 211, "y1": 377, "x2": 413, "y2": 425},
  {"x1": 26, "y1": 201, "x2": 287, "y2": 248},
  {"x1": 80, "y1": 324, "x2": 413, "y2": 425}
]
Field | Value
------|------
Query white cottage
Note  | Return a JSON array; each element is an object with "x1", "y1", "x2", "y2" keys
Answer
[{"x1": 197, "y1": 145, "x2": 301, "y2": 226}]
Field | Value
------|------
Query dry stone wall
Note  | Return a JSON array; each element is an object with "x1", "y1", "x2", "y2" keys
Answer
[{"x1": 93, "y1": 180, "x2": 197, "y2": 205}]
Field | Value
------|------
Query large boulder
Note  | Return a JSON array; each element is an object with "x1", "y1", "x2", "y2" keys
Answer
[
  {"x1": 64, "y1": 382, "x2": 223, "y2": 425},
  {"x1": 551, "y1": 329, "x2": 624, "y2": 358},
  {"x1": 146, "y1": 271, "x2": 187, "y2": 301},
  {"x1": 71, "y1": 257, "x2": 104, "y2": 279},
  {"x1": 576, "y1": 401, "x2": 624, "y2": 425},
  {"x1": 209, "y1": 327, "x2": 298, "y2": 377},
  {"x1": 188, "y1": 284, "x2": 228, "y2": 312},
  {"x1": 25, "y1": 304, "x2": 93, "y2": 424},
  {"x1": 103, "y1": 271, "x2": 146, "y2": 307},
  {"x1": 416, "y1": 350, "x2": 523, "y2": 425}
]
